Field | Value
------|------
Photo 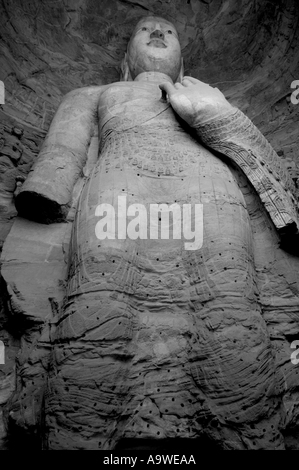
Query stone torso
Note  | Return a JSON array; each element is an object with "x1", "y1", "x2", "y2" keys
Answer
[
  {"x1": 46, "y1": 81, "x2": 282, "y2": 450},
  {"x1": 97, "y1": 81, "x2": 234, "y2": 179},
  {"x1": 67, "y1": 81, "x2": 247, "y2": 295}
]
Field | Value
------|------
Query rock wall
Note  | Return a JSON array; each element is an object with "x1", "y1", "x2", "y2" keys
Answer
[{"x1": 0, "y1": 0, "x2": 299, "y2": 450}]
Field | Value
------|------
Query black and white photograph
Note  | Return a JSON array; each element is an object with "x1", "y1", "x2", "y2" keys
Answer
[{"x1": 0, "y1": 0, "x2": 299, "y2": 455}]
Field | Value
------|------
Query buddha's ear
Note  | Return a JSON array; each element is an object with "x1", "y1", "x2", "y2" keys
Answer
[
  {"x1": 120, "y1": 53, "x2": 133, "y2": 81},
  {"x1": 177, "y1": 58, "x2": 184, "y2": 83}
]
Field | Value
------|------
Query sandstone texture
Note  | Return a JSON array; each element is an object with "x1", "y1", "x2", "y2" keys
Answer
[{"x1": 0, "y1": 0, "x2": 299, "y2": 450}]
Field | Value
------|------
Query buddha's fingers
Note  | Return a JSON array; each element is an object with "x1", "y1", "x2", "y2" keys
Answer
[
  {"x1": 181, "y1": 78, "x2": 193, "y2": 87},
  {"x1": 159, "y1": 82, "x2": 177, "y2": 97},
  {"x1": 183, "y1": 76, "x2": 204, "y2": 85}
]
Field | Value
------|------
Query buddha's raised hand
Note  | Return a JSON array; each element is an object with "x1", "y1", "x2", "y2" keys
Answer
[{"x1": 159, "y1": 76, "x2": 233, "y2": 128}]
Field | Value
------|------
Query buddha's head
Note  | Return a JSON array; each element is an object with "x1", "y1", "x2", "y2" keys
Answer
[{"x1": 121, "y1": 16, "x2": 183, "y2": 83}]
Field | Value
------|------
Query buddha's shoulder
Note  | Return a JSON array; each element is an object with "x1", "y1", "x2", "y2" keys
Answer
[
  {"x1": 63, "y1": 82, "x2": 136, "y2": 99},
  {"x1": 62, "y1": 84, "x2": 111, "y2": 101}
]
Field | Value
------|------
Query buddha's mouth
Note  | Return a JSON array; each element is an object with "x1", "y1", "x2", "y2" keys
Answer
[{"x1": 147, "y1": 39, "x2": 167, "y2": 48}]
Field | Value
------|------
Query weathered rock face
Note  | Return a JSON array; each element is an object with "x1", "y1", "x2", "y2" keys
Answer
[{"x1": 0, "y1": 0, "x2": 299, "y2": 450}]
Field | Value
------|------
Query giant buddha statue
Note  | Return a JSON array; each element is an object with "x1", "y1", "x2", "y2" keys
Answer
[{"x1": 3, "y1": 15, "x2": 299, "y2": 450}]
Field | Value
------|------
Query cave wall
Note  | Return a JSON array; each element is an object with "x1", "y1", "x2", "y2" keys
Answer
[{"x1": 0, "y1": 0, "x2": 299, "y2": 449}]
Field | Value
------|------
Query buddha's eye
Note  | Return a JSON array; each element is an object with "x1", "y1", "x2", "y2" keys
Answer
[
  {"x1": 141, "y1": 27, "x2": 147, "y2": 31},
  {"x1": 167, "y1": 30, "x2": 173, "y2": 34}
]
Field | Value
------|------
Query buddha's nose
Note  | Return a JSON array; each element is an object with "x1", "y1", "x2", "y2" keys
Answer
[{"x1": 150, "y1": 29, "x2": 165, "y2": 40}]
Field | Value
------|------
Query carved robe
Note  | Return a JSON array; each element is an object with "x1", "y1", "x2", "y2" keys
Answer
[{"x1": 7, "y1": 82, "x2": 299, "y2": 449}]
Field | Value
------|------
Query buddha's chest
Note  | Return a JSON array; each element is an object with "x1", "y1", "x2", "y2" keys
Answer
[
  {"x1": 97, "y1": 82, "x2": 177, "y2": 132},
  {"x1": 95, "y1": 82, "x2": 234, "y2": 182}
]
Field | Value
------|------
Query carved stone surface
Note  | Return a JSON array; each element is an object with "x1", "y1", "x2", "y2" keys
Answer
[{"x1": 0, "y1": 0, "x2": 299, "y2": 451}]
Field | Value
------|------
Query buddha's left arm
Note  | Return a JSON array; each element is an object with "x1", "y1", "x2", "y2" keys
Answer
[{"x1": 160, "y1": 78, "x2": 299, "y2": 239}]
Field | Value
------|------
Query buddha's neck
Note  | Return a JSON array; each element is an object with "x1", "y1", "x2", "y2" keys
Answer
[{"x1": 134, "y1": 72, "x2": 173, "y2": 84}]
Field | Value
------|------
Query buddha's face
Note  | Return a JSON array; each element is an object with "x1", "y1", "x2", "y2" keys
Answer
[{"x1": 127, "y1": 16, "x2": 182, "y2": 82}]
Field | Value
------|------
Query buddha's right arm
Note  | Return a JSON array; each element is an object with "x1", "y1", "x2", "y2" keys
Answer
[{"x1": 15, "y1": 85, "x2": 108, "y2": 223}]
